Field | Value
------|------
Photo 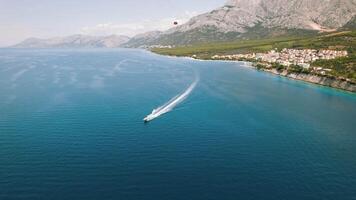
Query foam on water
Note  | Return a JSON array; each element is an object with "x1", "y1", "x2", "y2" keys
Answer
[{"x1": 144, "y1": 77, "x2": 199, "y2": 122}]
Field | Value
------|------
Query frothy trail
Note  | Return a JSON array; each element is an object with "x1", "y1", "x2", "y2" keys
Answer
[{"x1": 144, "y1": 78, "x2": 199, "y2": 122}]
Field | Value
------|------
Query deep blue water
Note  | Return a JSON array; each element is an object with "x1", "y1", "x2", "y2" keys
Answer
[{"x1": 0, "y1": 49, "x2": 356, "y2": 200}]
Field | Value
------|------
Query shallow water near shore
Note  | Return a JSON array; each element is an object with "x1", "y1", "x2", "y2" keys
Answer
[{"x1": 1, "y1": 49, "x2": 356, "y2": 200}]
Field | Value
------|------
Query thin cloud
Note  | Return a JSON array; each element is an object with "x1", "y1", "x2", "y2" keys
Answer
[{"x1": 80, "y1": 11, "x2": 198, "y2": 37}]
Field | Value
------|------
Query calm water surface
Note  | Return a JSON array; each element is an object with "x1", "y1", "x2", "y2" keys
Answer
[{"x1": 0, "y1": 49, "x2": 356, "y2": 200}]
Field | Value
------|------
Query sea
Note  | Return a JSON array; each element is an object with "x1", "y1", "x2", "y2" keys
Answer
[{"x1": 1, "y1": 48, "x2": 356, "y2": 200}]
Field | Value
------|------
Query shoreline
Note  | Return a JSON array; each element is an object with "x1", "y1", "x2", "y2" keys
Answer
[
  {"x1": 152, "y1": 52, "x2": 356, "y2": 93},
  {"x1": 260, "y1": 68, "x2": 356, "y2": 93},
  {"x1": 214, "y1": 59, "x2": 356, "y2": 93}
]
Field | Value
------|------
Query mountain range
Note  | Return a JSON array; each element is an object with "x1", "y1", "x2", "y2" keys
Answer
[
  {"x1": 12, "y1": 0, "x2": 356, "y2": 48},
  {"x1": 12, "y1": 35, "x2": 130, "y2": 48},
  {"x1": 125, "y1": 0, "x2": 356, "y2": 47}
]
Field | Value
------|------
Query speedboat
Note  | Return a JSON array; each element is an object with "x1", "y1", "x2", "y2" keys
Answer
[
  {"x1": 143, "y1": 110, "x2": 158, "y2": 123},
  {"x1": 143, "y1": 116, "x2": 153, "y2": 123}
]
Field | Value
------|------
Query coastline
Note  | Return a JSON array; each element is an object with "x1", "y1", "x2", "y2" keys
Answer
[
  {"x1": 217, "y1": 59, "x2": 356, "y2": 93},
  {"x1": 152, "y1": 52, "x2": 356, "y2": 93},
  {"x1": 260, "y1": 68, "x2": 356, "y2": 93}
]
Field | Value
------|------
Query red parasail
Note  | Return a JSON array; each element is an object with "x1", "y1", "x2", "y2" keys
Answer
[{"x1": 173, "y1": 21, "x2": 178, "y2": 25}]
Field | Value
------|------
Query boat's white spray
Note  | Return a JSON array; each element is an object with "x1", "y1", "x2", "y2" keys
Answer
[{"x1": 144, "y1": 78, "x2": 199, "y2": 122}]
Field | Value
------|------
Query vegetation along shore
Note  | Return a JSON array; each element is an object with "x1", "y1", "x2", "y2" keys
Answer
[{"x1": 151, "y1": 31, "x2": 356, "y2": 93}]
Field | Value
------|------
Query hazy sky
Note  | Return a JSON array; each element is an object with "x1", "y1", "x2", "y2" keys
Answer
[{"x1": 0, "y1": 0, "x2": 226, "y2": 46}]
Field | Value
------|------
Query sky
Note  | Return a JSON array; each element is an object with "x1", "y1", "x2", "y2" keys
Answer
[{"x1": 0, "y1": 0, "x2": 226, "y2": 47}]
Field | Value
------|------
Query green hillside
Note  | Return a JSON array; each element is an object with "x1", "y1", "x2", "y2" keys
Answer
[{"x1": 152, "y1": 31, "x2": 356, "y2": 81}]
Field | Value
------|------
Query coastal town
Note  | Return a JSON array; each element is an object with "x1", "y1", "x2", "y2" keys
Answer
[
  {"x1": 145, "y1": 45, "x2": 175, "y2": 49},
  {"x1": 211, "y1": 48, "x2": 348, "y2": 75}
]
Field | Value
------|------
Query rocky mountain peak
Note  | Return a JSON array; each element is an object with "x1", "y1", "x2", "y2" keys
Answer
[
  {"x1": 124, "y1": 0, "x2": 356, "y2": 47},
  {"x1": 171, "y1": 0, "x2": 356, "y2": 33}
]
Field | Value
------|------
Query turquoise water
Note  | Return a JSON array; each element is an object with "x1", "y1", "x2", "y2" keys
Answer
[{"x1": 1, "y1": 49, "x2": 356, "y2": 200}]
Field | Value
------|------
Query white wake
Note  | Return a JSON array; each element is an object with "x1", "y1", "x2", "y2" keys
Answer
[{"x1": 144, "y1": 78, "x2": 198, "y2": 122}]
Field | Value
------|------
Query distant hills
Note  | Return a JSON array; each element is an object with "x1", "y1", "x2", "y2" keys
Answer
[
  {"x1": 12, "y1": 35, "x2": 130, "y2": 48},
  {"x1": 12, "y1": 0, "x2": 356, "y2": 48}
]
